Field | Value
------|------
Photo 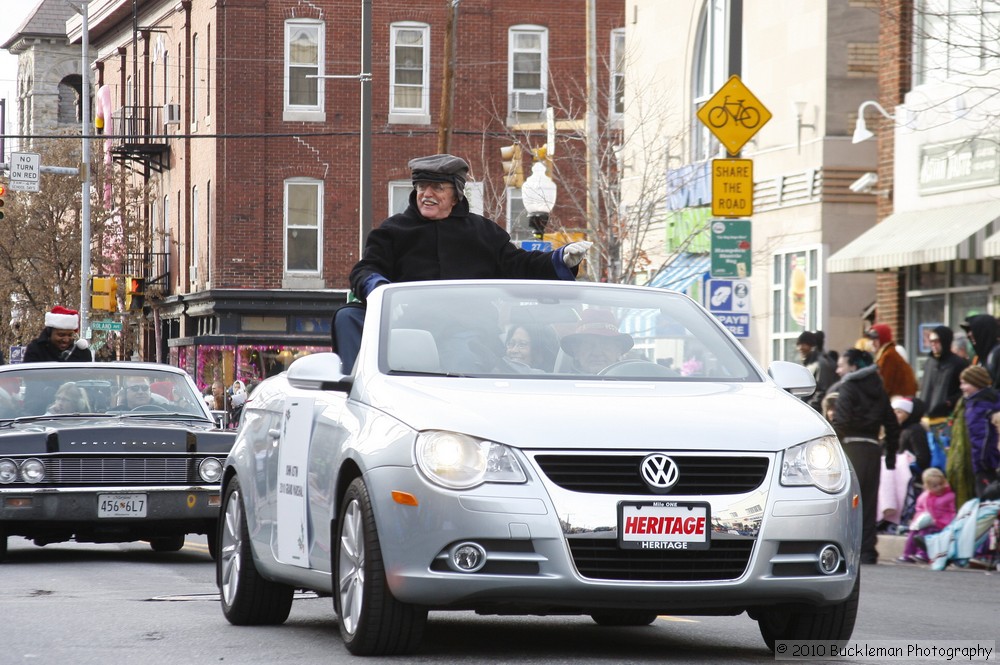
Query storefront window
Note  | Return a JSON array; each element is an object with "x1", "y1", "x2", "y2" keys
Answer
[{"x1": 770, "y1": 246, "x2": 822, "y2": 361}]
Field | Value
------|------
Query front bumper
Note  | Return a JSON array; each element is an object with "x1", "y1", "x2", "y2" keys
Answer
[{"x1": 363, "y1": 461, "x2": 860, "y2": 614}]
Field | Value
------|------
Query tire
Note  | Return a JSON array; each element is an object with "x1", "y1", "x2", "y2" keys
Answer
[
  {"x1": 218, "y1": 477, "x2": 294, "y2": 625},
  {"x1": 590, "y1": 611, "x2": 659, "y2": 626},
  {"x1": 707, "y1": 106, "x2": 729, "y2": 128},
  {"x1": 0, "y1": 524, "x2": 7, "y2": 562},
  {"x1": 335, "y1": 478, "x2": 427, "y2": 656},
  {"x1": 757, "y1": 575, "x2": 860, "y2": 651},
  {"x1": 149, "y1": 535, "x2": 186, "y2": 552},
  {"x1": 207, "y1": 522, "x2": 219, "y2": 561}
]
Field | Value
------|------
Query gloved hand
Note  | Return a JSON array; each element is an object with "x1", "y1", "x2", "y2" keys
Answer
[{"x1": 561, "y1": 241, "x2": 593, "y2": 268}]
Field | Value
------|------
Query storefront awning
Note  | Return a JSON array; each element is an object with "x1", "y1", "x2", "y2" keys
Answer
[
  {"x1": 621, "y1": 254, "x2": 709, "y2": 338},
  {"x1": 826, "y1": 201, "x2": 1000, "y2": 273},
  {"x1": 982, "y1": 228, "x2": 1000, "y2": 256}
]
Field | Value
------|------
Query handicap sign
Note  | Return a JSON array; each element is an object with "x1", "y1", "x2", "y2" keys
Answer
[{"x1": 706, "y1": 279, "x2": 751, "y2": 338}]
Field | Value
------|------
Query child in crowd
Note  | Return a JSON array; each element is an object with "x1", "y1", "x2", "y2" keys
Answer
[{"x1": 898, "y1": 467, "x2": 956, "y2": 563}]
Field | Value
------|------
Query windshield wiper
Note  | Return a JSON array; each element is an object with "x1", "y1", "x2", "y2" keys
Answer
[{"x1": 0, "y1": 413, "x2": 117, "y2": 428}]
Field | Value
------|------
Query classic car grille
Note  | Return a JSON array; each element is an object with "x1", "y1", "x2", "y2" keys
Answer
[
  {"x1": 568, "y1": 538, "x2": 753, "y2": 581},
  {"x1": 533, "y1": 454, "x2": 769, "y2": 495},
  {"x1": 45, "y1": 457, "x2": 192, "y2": 484}
]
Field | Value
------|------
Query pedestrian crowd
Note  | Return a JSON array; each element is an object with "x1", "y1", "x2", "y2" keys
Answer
[{"x1": 798, "y1": 315, "x2": 1000, "y2": 569}]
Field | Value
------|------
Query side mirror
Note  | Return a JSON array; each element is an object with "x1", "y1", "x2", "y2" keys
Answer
[
  {"x1": 768, "y1": 360, "x2": 816, "y2": 397},
  {"x1": 287, "y1": 352, "x2": 352, "y2": 393}
]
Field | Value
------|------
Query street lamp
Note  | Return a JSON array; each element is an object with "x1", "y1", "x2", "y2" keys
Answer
[
  {"x1": 520, "y1": 162, "x2": 557, "y2": 240},
  {"x1": 852, "y1": 100, "x2": 895, "y2": 144}
]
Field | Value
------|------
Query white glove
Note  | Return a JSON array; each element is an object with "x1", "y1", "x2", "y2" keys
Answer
[
  {"x1": 562, "y1": 241, "x2": 593, "y2": 268},
  {"x1": 75, "y1": 338, "x2": 90, "y2": 351}
]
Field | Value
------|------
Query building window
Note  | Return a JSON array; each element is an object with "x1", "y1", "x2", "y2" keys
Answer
[
  {"x1": 191, "y1": 185, "x2": 199, "y2": 284},
  {"x1": 691, "y1": 0, "x2": 734, "y2": 162},
  {"x1": 610, "y1": 28, "x2": 625, "y2": 120},
  {"x1": 284, "y1": 20, "x2": 325, "y2": 120},
  {"x1": 389, "y1": 22, "x2": 430, "y2": 124},
  {"x1": 770, "y1": 246, "x2": 822, "y2": 362},
  {"x1": 163, "y1": 51, "x2": 169, "y2": 103},
  {"x1": 206, "y1": 24, "x2": 211, "y2": 119},
  {"x1": 57, "y1": 75, "x2": 83, "y2": 125},
  {"x1": 285, "y1": 180, "x2": 322, "y2": 274},
  {"x1": 191, "y1": 33, "x2": 199, "y2": 129},
  {"x1": 915, "y1": 0, "x2": 1000, "y2": 85},
  {"x1": 389, "y1": 180, "x2": 412, "y2": 216},
  {"x1": 205, "y1": 180, "x2": 212, "y2": 282},
  {"x1": 161, "y1": 194, "x2": 169, "y2": 253},
  {"x1": 508, "y1": 26, "x2": 548, "y2": 117},
  {"x1": 506, "y1": 188, "x2": 529, "y2": 241}
]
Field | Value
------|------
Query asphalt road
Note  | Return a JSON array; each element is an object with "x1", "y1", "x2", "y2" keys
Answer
[{"x1": 1, "y1": 535, "x2": 997, "y2": 664}]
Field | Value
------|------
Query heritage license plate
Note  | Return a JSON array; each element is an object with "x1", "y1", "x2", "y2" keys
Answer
[
  {"x1": 618, "y1": 500, "x2": 711, "y2": 550},
  {"x1": 98, "y1": 494, "x2": 148, "y2": 518}
]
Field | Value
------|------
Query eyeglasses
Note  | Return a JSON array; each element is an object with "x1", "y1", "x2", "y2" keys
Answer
[
  {"x1": 506, "y1": 340, "x2": 531, "y2": 350},
  {"x1": 127, "y1": 384, "x2": 150, "y2": 393}
]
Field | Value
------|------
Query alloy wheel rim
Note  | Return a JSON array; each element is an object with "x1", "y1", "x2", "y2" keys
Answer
[
  {"x1": 220, "y1": 489, "x2": 242, "y2": 605},
  {"x1": 338, "y1": 499, "x2": 365, "y2": 635}
]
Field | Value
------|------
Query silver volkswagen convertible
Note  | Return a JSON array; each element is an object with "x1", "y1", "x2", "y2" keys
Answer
[{"x1": 217, "y1": 279, "x2": 860, "y2": 656}]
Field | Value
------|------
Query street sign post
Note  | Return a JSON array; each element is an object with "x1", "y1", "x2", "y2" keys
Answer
[
  {"x1": 91, "y1": 320, "x2": 123, "y2": 332},
  {"x1": 706, "y1": 278, "x2": 751, "y2": 338},
  {"x1": 711, "y1": 158, "x2": 753, "y2": 217},
  {"x1": 9, "y1": 151, "x2": 41, "y2": 192},
  {"x1": 696, "y1": 75, "x2": 772, "y2": 155},
  {"x1": 710, "y1": 219, "x2": 752, "y2": 278}
]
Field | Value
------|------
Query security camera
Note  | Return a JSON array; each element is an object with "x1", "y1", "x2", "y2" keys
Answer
[{"x1": 849, "y1": 172, "x2": 878, "y2": 193}]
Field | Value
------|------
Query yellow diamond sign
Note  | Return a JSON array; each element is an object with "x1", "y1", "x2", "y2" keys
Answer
[{"x1": 696, "y1": 75, "x2": 772, "y2": 155}]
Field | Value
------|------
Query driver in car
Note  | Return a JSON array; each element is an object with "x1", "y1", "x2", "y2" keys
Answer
[
  {"x1": 119, "y1": 377, "x2": 158, "y2": 410},
  {"x1": 560, "y1": 309, "x2": 634, "y2": 374}
]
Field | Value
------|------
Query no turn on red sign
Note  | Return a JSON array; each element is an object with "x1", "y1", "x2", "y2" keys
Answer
[{"x1": 9, "y1": 152, "x2": 40, "y2": 192}]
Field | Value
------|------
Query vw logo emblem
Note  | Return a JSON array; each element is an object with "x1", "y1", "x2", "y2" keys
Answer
[{"x1": 640, "y1": 454, "x2": 679, "y2": 492}]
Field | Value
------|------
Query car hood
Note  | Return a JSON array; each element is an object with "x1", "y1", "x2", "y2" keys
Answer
[
  {"x1": 0, "y1": 418, "x2": 235, "y2": 455},
  {"x1": 363, "y1": 377, "x2": 831, "y2": 452}
]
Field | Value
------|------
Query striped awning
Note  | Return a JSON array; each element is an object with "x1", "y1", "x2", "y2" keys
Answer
[
  {"x1": 620, "y1": 254, "x2": 709, "y2": 338},
  {"x1": 827, "y1": 201, "x2": 1000, "y2": 273}
]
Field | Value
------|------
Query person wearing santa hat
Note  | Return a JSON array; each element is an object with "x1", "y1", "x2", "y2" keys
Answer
[{"x1": 24, "y1": 306, "x2": 93, "y2": 363}]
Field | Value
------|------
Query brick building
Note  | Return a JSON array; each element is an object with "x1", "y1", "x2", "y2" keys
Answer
[{"x1": 64, "y1": 0, "x2": 623, "y2": 389}]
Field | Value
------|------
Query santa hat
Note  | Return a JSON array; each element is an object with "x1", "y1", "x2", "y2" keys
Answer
[
  {"x1": 890, "y1": 397, "x2": 913, "y2": 414},
  {"x1": 45, "y1": 306, "x2": 79, "y2": 330}
]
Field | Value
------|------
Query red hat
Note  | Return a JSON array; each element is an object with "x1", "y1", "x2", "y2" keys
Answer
[
  {"x1": 865, "y1": 323, "x2": 892, "y2": 345},
  {"x1": 45, "y1": 305, "x2": 79, "y2": 331},
  {"x1": 560, "y1": 309, "x2": 634, "y2": 355}
]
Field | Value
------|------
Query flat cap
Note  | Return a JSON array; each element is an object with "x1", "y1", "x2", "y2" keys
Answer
[{"x1": 409, "y1": 154, "x2": 469, "y2": 200}]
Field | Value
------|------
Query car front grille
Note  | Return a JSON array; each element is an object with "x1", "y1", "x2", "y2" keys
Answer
[
  {"x1": 45, "y1": 457, "x2": 193, "y2": 485},
  {"x1": 568, "y1": 538, "x2": 753, "y2": 581},
  {"x1": 533, "y1": 454, "x2": 769, "y2": 495}
]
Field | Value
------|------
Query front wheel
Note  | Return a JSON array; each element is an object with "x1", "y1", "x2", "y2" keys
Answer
[
  {"x1": 756, "y1": 575, "x2": 860, "y2": 651},
  {"x1": 336, "y1": 478, "x2": 427, "y2": 655},
  {"x1": 0, "y1": 524, "x2": 7, "y2": 562},
  {"x1": 218, "y1": 477, "x2": 294, "y2": 625}
]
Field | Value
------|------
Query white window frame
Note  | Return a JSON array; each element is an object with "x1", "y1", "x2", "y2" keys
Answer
[
  {"x1": 191, "y1": 33, "x2": 199, "y2": 131},
  {"x1": 505, "y1": 187, "x2": 529, "y2": 241},
  {"x1": 508, "y1": 25, "x2": 548, "y2": 117},
  {"x1": 389, "y1": 180, "x2": 413, "y2": 216},
  {"x1": 609, "y1": 28, "x2": 625, "y2": 123},
  {"x1": 770, "y1": 245, "x2": 824, "y2": 362},
  {"x1": 284, "y1": 19, "x2": 325, "y2": 122},
  {"x1": 284, "y1": 179, "x2": 323, "y2": 276},
  {"x1": 191, "y1": 185, "x2": 199, "y2": 286},
  {"x1": 389, "y1": 22, "x2": 431, "y2": 125}
]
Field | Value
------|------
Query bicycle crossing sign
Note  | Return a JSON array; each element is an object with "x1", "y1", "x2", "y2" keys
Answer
[{"x1": 696, "y1": 75, "x2": 772, "y2": 155}]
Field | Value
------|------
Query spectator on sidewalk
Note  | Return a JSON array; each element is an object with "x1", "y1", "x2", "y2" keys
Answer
[
  {"x1": 865, "y1": 323, "x2": 918, "y2": 398},
  {"x1": 898, "y1": 468, "x2": 956, "y2": 563},
  {"x1": 961, "y1": 314, "x2": 1000, "y2": 388},
  {"x1": 796, "y1": 330, "x2": 836, "y2": 412}
]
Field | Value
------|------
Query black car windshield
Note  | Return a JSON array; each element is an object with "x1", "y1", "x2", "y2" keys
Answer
[
  {"x1": 377, "y1": 281, "x2": 761, "y2": 381},
  {"x1": 0, "y1": 366, "x2": 209, "y2": 419}
]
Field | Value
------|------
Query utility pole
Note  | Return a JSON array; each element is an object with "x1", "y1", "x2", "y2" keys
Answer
[
  {"x1": 68, "y1": 0, "x2": 93, "y2": 336},
  {"x1": 437, "y1": 0, "x2": 459, "y2": 154},
  {"x1": 585, "y1": 0, "x2": 600, "y2": 279},
  {"x1": 360, "y1": 0, "x2": 372, "y2": 251}
]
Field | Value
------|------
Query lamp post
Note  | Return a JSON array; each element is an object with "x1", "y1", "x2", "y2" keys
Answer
[{"x1": 520, "y1": 162, "x2": 556, "y2": 240}]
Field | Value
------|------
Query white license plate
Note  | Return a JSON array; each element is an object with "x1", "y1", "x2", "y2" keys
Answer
[
  {"x1": 618, "y1": 500, "x2": 711, "y2": 550},
  {"x1": 98, "y1": 494, "x2": 148, "y2": 518}
]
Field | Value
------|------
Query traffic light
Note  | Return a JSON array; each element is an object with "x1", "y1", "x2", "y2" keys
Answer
[
  {"x1": 125, "y1": 276, "x2": 145, "y2": 311},
  {"x1": 532, "y1": 144, "x2": 553, "y2": 178},
  {"x1": 500, "y1": 143, "x2": 524, "y2": 187},
  {"x1": 90, "y1": 276, "x2": 117, "y2": 312},
  {"x1": 0, "y1": 183, "x2": 6, "y2": 221}
]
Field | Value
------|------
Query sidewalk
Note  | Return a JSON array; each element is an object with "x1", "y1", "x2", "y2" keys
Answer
[{"x1": 877, "y1": 533, "x2": 905, "y2": 561}]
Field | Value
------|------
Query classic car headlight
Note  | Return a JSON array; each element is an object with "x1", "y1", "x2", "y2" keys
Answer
[
  {"x1": 780, "y1": 436, "x2": 846, "y2": 493},
  {"x1": 199, "y1": 457, "x2": 223, "y2": 483},
  {"x1": 0, "y1": 459, "x2": 17, "y2": 484},
  {"x1": 20, "y1": 458, "x2": 46, "y2": 484},
  {"x1": 415, "y1": 431, "x2": 527, "y2": 489}
]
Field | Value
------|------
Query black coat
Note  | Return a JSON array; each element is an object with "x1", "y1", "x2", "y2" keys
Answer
[
  {"x1": 963, "y1": 314, "x2": 1000, "y2": 388},
  {"x1": 23, "y1": 329, "x2": 93, "y2": 363},
  {"x1": 918, "y1": 325, "x2": 968, "y2": 418},
  {"x1": 349, "y1": 192, "x2": 572, "y2": 302},
  {"x1": 829, "y1": 364, "x2": 900, "y2": 458},
  {"x1": 898, "y1": 397, "x2": 931, "y2": 471},
  {"x1": 802, "y1": 348, "x2": 837, "y2": 412}
]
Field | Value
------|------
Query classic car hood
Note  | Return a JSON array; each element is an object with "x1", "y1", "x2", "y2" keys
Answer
[
  {"x1": 0, "y1": 418, "x2": 235, "y2": 455},
  {"x1": 364, "y1": 377, "x2": 832, "y2": 452}
]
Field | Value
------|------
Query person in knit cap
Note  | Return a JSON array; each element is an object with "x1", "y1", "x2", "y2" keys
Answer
[
  {"x1": 337, "y1": 153, "x2": 593, "y2": 373},
  {"x1": 24, "y1": 306, "x2": 93, "y2": 363},
  {"x1": 865, "y1": 323, "x2": 918, "y2": 398},
  {"x1": 796, "y1": 330, "x2": 836, "y2": 412},
  {"x1": 956, "y1": 365, "x2": 1000, "y2": 500}
]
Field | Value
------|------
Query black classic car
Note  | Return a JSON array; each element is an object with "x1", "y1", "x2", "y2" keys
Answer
[{"x1": 0, "y1": 362, "x2": 236, "y2": 560}]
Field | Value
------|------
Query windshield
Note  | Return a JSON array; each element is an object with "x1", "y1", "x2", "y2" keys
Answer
[
  {"x1": 0, "y1": 366, "x2": 210, "y2": 420},
  {"x1": 377, "y1": 282, "x2": 760, "y2": 381}
]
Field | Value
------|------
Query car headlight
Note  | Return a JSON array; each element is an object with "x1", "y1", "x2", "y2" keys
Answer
[
  {"x1": 415, "y1": 431, "x2": 527, "y2": 489},
  {"x1": 780, "y1": 436, "x2": 846, "y2": 493},
  {"x1": 0, "y1": 459, "x2": 17, "y2": 484},
  {"x1": 199, "y1": 457, "x2": 223, "y2": 483},
  {"x1": 20, "y1": 458, "x2": 46, "y2": 484}
]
